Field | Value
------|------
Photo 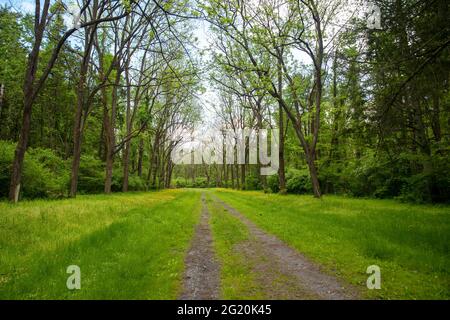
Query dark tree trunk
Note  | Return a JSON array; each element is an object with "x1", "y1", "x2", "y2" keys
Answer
[
  {"x1": 0, "y1": 83, "x2": 4, "y2": 121},
  {"x1": 104, "y1": 69, "x2": 120, "y2": 194},
  {"x1": 69, "y1": 4, "x2": 99, "y2": 198},
  {"x1": 9, "y1": 0, "x2": 50, "y2": 202},
  {"x1": 431, "y1": 93, "x2": 441, "y2": 142},
  {"x1": 122, "y1": 64, "x2": 132, "y2": 192},
  {"x1": 69, "y1": 93, "x2": 84, "y2": 198},
  {"x1": 137, "y1": 137, "x2": 144, "y2": 177},
  {"x1": 277, "y1": 59, "x2": 286, "y2": 193}
]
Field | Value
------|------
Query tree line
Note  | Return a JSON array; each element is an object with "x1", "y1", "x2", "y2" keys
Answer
[
  {"x1": 0, "y1": 0, "x2": 448, "y2": 203},
  {"x1": 173, "y1": 0, "x2": 449, "y2": 203}
]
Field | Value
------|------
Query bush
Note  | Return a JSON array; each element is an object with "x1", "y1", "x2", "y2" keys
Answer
[
  {"x1": 266, "y1": 168, "x2": 312, "y2": 194},
  {"x1": 398, "y1": 152, "x2": 450, "y2": 203},
  {"x1": 173, "y1": 178, "x2": 190, "y2": 188},
  {"x1": 285, "y1": 168, "x2": 312, "y2": 194},
  {"x1": 76, "y1": 154, "x2": 104, "y2": 194},
  {"x1": 0, "y1": 141, "x2": 15, "y2": 198},
  {"x1": 244, "y1": 173, "x2": 261, "y2": 190},
  {"x1": 267, "y1": 173, "x2": 279, "y2": 193},
  {"x1": 127, "y1": 174, "x2": 147, "y2": 191},
  {"x1": 192, "y1": 177, "x2": 209, "y2": 188}
]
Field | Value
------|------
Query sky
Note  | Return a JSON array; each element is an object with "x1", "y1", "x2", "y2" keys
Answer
[{"x1": 1, "y1": 0, "x2": 34, "y2": 12}]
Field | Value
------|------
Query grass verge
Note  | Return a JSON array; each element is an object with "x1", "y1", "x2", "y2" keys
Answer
[{"x1": 0, "y1": 189, "x2": 201, "y2": 299}]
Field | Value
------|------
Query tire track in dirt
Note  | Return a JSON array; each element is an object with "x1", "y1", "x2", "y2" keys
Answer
[
  {"x1": 179, "y1": 194, "x2": 220, "y2": 300},
  {"x1": 212, "y1": 195, "x2": 360, "y2": 300}
]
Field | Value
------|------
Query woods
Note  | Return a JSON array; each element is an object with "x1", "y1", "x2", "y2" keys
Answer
[{"x1": 0, "y1": 0, "x2": 448, "y2": 203}]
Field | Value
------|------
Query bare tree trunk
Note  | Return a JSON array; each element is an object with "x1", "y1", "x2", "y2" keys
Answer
[
  {"x1": 432, "y1": 93, "x2": 441, "y2": 142},
  {"x1": 149, "y1": 134, "x2": 160, "y2": 188},
  {"x1": 104, "y1": 68, "x2": 120, "y2": 193},
  {"x1": 307, "y1": 154, "x2": 321, "y2": 198},
  {"x1": 165, "y1": 157, "x2": 173, "y2": 188},
  {"x1": 230, "y1": 164, "x2": 235, "y2": 188},
  {"x1": 9, "y1": 95, "x2": 34, "y2": 202},
  {"x1": 122, "y1": 57, "x2": 132, "y2": 192},
  {"x1": 205, "y1": 164, "x2": 210, "y2": 186},
  {"x1": 0, "y1": 83, "x2": 4, "y2": 118},
  {"x1": 69, "y1": 2, "x2": 99, "y2": 198},
  {"x1": 69, "y1": 50, "x2": 92, "y2": 197},
  {"x1": 255, "y1": 102, "x2": 266, "y2": 190},
  {"x1": 277, "y1": 59, "x2": 286, "y2": 193},
  {"x1": 158, "y1": 148, "x2": 165, "y2": 189},
  {"x1": 137, "y1": 137, "x2": 144, "y2": 177},
  {"x1": 69, "y1": 90, "x2": 85, "y2": 198},
  {"x1": 9, "y1": 0, "x2": 50, "y2": 202}
]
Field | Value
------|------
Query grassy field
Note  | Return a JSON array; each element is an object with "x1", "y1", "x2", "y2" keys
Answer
[
  {"x1": 0, "y1": 188, "x2": 448, "y2": 299},
  {"x1": 0, "y1": 190, "x2": 201, "y2": 299},
  {"x1": 210, "y1": 189, "x2": 450, "y2": 299}
]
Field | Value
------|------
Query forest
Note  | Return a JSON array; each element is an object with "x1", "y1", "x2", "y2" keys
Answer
[{"x1": 0, "y1": 0, "x2": 448, "y2": 203}]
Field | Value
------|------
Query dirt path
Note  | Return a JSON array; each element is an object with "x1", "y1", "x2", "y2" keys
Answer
[
  {"x1": 179, "y1": 194, "x2": 220, "y2": 300},
  {"x1": 212, "y1": 195, "x2": 360, "y2": 300}
]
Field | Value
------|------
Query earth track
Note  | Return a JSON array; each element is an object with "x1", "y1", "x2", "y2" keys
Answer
[{"x1": 179, "y1": 194, "x2": 220, "y2": 300}]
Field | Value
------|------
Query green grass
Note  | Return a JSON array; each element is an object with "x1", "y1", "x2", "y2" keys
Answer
[
  {"x1": 1, "y1": 187, "x2": 448, "y2": 300},
  {"x1": 205, "y1": 195, "x2": 265, "y2": 299},
  {"x1": 209, "y1": 189, "x2": 450, "y2": 300},
  {"x1": 0, "y1": 189, "x2": 201, "y2": 299}
]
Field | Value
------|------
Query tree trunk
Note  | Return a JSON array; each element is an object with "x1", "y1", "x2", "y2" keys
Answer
[
  {"x1": 277, "y1": 59, "x2": 286, "y2": 193},
  {"x1": 69, "y1": 95, "x2": 84, "y2": 198},
  {"x1": 137, "y1": 137, "x2": 144, "y2": 177},
  {"x1": 104, "y1": 68, "x2": 120, "y2": 194},
  {"x1": 431, "y1": 93, "x2": 441, "y2": 142},
  {"x1": 122, "y1": 61, "x2": 132, "y2": 192},
  {"x1": 9, "y1": 97, "x2": 33, "y2": 202},
  {"x1": 0, "y1": 83, "x2": 4, "y2": 118},
  {"x1": 307, "y1": 154, "x2": 321, "y2": 198},
  {"x1": 230, "y1": 164, "x2": 235, "y2": 188},
  {"x1": 8, "y1": 0, "x2": 50, "y2": 202},
  {"x1": 69, "y1": 8, "x2": 98, "y2": 198}
]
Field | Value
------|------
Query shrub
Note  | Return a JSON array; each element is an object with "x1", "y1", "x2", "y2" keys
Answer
[
  {"x1": 192, "y1": 177, "x2": 209, "y2": 188},
  {"x1": 0, "y1": 141, "x2": 15, "y2": 198},
  {"x1": 127, "y1": 174, "x2": 147, "y2": 191},
  {"x1": 244, "y1": 173, "x2": 261, "y2": 190},
  {"x1": 267, "y1": 174, "x2": 279, "y2": 193},
  {"x1": 285, "y1": 168, "x2": 312, "y2": 194},
  {"x1": 0, "y1": 140, "x2": 68, "y2": 199},
  {"x1": 173, "y1": 178, "x2": 189, "y2": 188},
  {"x1": 76, "y1": 154, "x2": 105, "y2": 194}
]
